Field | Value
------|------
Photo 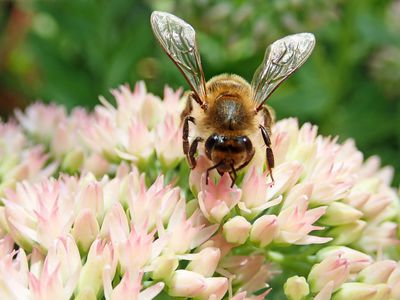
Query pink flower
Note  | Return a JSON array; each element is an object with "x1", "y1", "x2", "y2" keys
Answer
[
  {"x1": 198, "y1": 173, "x2": 242, "y2": 223},
  {"x1": 317, "y1": 246, "x2": 372, "y2": 273},
  {"x1": 29, "y1": 235, "x2": 81, "y2": 300},
  {"x1": 168, "y1": 270, "x2": 207, "y2": 297},
  {"x1": 127, "y1": 175, "x2": 181, "y2": 231},
  {"x1": 358, "y1": 260, "x2": 397, "y2": 284},
  {"x1": 103, "y1": 270, "x2": 164, "y2": 300},
  {"x1": 81, "y1": 113, "x2": 120, "y2": 161},
  {"x1": 117, "y1": 119, "x2": 154, "y2": 161},
  {"x1": 239, "y1": 166, "x2": 282, "y2": 218},
  {"x1": 189, "y1": 155, "x2": 214, "y2": 195},
  {"x1": 3, "y1": 178, "x2": 76, "y2": 250},
  {"x1": 0, "y1": 146, "x2": 57, "y2": 193},
  {"x1": 356, "y1": 221, "x2": 398, "y2": 253},
  {"x1": 162, "y1": 86, "x2": 184, "y2": 118},
  {"x1": 155, "y1": 114, "x2": 184, "y2": 168},
  {"x1": 185, "y1": 247, "x2": 221, "y2": 277},
  {"x1": 0, "y1": 121, "x2": 26, "y2": 154},
  {"x1": 308, "y1": 252, "x2": 350, "y2": 293},
  {"x1": 387, "y1": 264, "x2": 400, "y2": 299},
  {"x1": 332, "y1": 282, "x2": 389, "y2": 300},
  {"x1": 197, "y1": 277, "x2": 229, "y2": 300},
  {"x1": 15, "y1": 102, "x2": 67, "y2": 144},
  {"x1": 220, "y1": 255, "x2": 271, "y2": 294},
  {"x1": 76, "y1": 239, "x2": 116, "y2": 298},
  {"x1": 71, "y1": 209, "x2": 99, "y2": 253},
  {"x1": 0, "y1": 248, "x2": 29, "y2": 299},
  {"x1": 314, "y1": 281, "x2": 334, "y2": 300},
  {"x1": 276, "y1": 195, "x2": 331, "y2": 245},
  {"x1": 0, "y1": 235, "x2": 14, "y2": 256},
  {"x1": 250, "y1": 215, "x2": 278, "y2": 247},
  {"x1": 116, "y1": 224, "x2": 156, "y2": 274},
  {"x1": 162, "y1": 199, "x2": 218, "y2": 254}
]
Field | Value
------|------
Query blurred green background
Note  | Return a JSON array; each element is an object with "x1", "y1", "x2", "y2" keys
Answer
[{"x1": 0, "y1": 0, "x2": 399, "y2": 185}]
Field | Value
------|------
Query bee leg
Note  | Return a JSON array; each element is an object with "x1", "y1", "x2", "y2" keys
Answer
[
  {"x1": 180, "y1": 96, "x2": 193, "y2": 122},
  {"x1": 206, "y1": 160, "x2": 223, "y2": 185},
  {"x1": 260, "y1": 124, "x2": 275, "y2": 183},
  {"x1": 260, "y1": 105, "x2": 275, "y2": 127},
  {"x1": 229, "y1": 163, "x2": 237, "y2": 188},
  {"x1": 183, "y1": 115, "x2": 195, "y2": 163},
  {"x1": 188, "y1": 136, "x2": 203, "y2": 169}
]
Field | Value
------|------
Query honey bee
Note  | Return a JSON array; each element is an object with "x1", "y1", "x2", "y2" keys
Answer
[{"x1": 151, "y1": 11, "x2": 315, "y2": 186}]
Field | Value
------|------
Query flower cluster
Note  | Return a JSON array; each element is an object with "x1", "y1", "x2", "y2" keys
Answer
[{"x1": 0, "y1": 82, "x2": 399, "y2": 299}]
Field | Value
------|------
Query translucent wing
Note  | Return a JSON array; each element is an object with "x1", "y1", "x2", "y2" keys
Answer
[
  {"x1": 251, "y1": 33, "x2": 315, "y2": 110},
  {"x1": 151, "y1": 11, "x2": 207, "y2": 101}
]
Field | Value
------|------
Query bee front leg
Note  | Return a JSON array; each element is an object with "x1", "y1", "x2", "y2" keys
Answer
[
  {"x1": 183, "y1": 115, "x2": 195, "y2": 160},
  {"x1": 260, "y1": 124, "x2": 275, "y2": 183},
  {"x1": 229, "y1": 163, "x2": 237, "y2": 188},
  {"x1": 188, "y1": 137, "x2": 203, "y2": 169}
]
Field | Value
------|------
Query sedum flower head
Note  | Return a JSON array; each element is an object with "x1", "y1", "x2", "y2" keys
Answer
[{"x1": 0, "y1": 81, "x2": 399, "y2": 299}]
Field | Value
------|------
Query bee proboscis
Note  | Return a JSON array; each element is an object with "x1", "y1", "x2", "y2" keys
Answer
[{"x1": 151, "y1": 11, "x2": 315, "y2": 186}]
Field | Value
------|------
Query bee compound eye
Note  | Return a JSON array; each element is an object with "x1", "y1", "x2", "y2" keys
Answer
[{"x1": 240, "y1": 136, "x2": 252, "y2": 152}]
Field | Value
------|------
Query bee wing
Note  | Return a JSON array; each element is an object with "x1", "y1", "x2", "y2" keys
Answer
[
  {"x1": 151, "y1": 11, "x2": 207, "y2": 101},
  {"x1": 251, "y1": 33, "x2": 315, "y2": 110}
]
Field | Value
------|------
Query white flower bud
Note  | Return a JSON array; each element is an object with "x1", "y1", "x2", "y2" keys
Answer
[
  {"x1": 223, "y1": 216, "x2": 251, "y2": 245},
  {"x1": 320, "y1": 202, "x2": 363, "y2": 226},
  {"x1": 284, "y1": 276, "x2": 309, "y2": 300}
]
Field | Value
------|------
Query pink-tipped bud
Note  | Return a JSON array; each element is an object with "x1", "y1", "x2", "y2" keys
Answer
[
  {"x1": 198, "y1": 173, "x2": 242, "y2": 223},
  {"x1": 320, "y1": 202, "x2": 363, "y2": 226},
  {"x1": 250, "y1": 215, "x2": 278, "y2": 247},
  {"x1": 358, "y1": 260, "x2": 397, "y2": 284},
  {"x1": 186, "y1": 247, "x2": 221, "y2": 277},
  {"x1": 387, "y1": 265, "x2": 400, "y2": 299},
  {"x1": 328, "y1": 220, "x2": 366, "y2": 245},
  {"x1": 331, "y1": 282, "x2": 388, "y2": 300},
  {"x1": 317, "y1": 246, "x2": 372, "y2": 273},
  {"x1": 76, "y1": 239, "x2": 115, "y2": 297},
  {"x1": 197, "y1": 277, "x2": 228, "y2": 300},
  {"x1": 308, "y1": 253, "x2": 350, "y2": 293},
  {"x1": 72, "y1": 209, "x2": 99, "y2": 253},
  {"x1": 168, "y1": 270, "x2": 206, "y2": 297}
]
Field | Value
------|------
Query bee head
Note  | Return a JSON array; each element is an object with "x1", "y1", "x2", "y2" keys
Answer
[{"x1": 204, "y1": 133, "x2": 253, "y2": 172}]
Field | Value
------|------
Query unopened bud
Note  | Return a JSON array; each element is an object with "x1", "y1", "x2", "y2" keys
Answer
[
  {"x1": 223, "y1": 216, "x2": 251, "y2": 245},
  {"x1": 388, "y1": 265, "x2": 400, "y2": 299},
  {"x1": 72, "y1": 209, "x2": 99, "y2": 253},
  {"x1": 329, "y1": 220, "x2": 366, "y2": 245},
  {"x1": 308, "y1": 253, "x2": 350, "y2": 293},
  {"x1": 358, "y1": 260, "x2": 397, "y2": 284},
  {"x1": 61, "y1": 150, "x2": 84, "y2": 173},
  {"x1": 197, "y1": 277, "x2": 229, "y2": 300},
  {"x1": 250, "y1": 215, "x2": 278, "y2": 247},
  {"x1": 186, "y1": 247, "x2": 221, "y2": 277},
  {"x1": 168, "y1": 270, "x2": 206, "y2": 297},
  {"x1": 331, "y1": 282, "x2": 388, "y2": 300},
  {"x1": 284, "y1": 276, "x2": 309, "y2": 300},
  {"x1": 317, "y1": 246, "x2": 372, "y2": 273},
  {"x1": 151, "y1": 255, "x2": 179, "y2": 281},
  {"x1": 320, "y1": 202, "x2": 362, "y2": 226}
]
